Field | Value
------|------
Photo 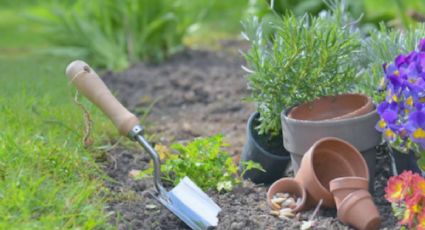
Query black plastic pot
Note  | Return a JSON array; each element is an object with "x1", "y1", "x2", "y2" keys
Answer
[
  {"x1": 240, "y1": 112, "x2": 291, "y2": 184},
  {"x1": 388, "y1": 145, "x2": 422, "y2": 176}
]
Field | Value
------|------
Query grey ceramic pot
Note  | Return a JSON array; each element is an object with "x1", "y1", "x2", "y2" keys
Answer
[{"x1": 281, "y1": 108, "x2": 381, "y2": 191}]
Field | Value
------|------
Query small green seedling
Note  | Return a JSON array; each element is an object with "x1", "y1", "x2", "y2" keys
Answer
[{"x1": 138, "y1": 134, "x2": 264, "y2": 192}]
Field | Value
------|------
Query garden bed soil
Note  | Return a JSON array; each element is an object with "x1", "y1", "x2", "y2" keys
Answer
[{"x1": 101, "y1": 46, "x2": 397, "y2": 229}]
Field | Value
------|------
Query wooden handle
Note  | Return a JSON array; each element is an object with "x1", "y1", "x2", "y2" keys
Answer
[{"x1": 65, "y1": 60, "x2": 139, "y2": 136}]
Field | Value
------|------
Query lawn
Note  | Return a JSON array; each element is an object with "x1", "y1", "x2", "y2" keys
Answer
[
  {"x1": 0, "y1": 1, "x2": 248, "y2": 228},
  {"x1": 0, "y1": 6, "x2": 116, "y2": 229}
]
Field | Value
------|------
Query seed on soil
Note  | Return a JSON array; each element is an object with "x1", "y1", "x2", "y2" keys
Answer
[
  {"x1": 128, "y1": 169, "x2": 141, "y2": 179},
  {"x1": 279, "y1": 208, "x2": 294, "y2": 218},
  {"x1": 281, "y1": 197, "x2": 296, "y2": 209},
  {"x1": 145, "y1": 204, "x2": 157, "y2": 210},
  {"x1": 270, "y1": 210, "x2": 280, "y2": 216},
  {"x1": 272, "y1": 192, "x2": 299, "y2": 211},
  {"x1": 271, "y1": 202, "x2": 281, "y2": 210},
  {"x1": 274, "y1": 192, "x2": 290, "y2": 199},
  {"x1": 271, "y1": 197, "x2": 286, "y2": 205},
  {"x1": 301, "y1": 220, "x2": 316, "y2": 230}
]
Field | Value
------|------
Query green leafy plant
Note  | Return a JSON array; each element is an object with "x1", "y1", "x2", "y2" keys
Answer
[
  {"x1": 139, "y1": 135, "x2": 264, "y2": 192},
  {"x1": 242, "y1": 1, "x2": 361, "y2": 136},
  {"x1": 32, "y1": 0, "x2": 206, "y2": 71}
]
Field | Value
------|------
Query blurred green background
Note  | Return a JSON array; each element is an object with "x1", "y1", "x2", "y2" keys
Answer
[{"x1": 2, "y1": 0, "x2": 425, "y2": 70}]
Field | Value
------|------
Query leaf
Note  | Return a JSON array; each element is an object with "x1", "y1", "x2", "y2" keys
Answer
[
  {"x1": 155, "y1": 135, "x2": 239, "y2": 192},
  {"x1": 216, "y1": 180, "x2": 233, "y2": 192},
  {"x1": 154, "y1": 143, "x2": 172, "y2": 160}
]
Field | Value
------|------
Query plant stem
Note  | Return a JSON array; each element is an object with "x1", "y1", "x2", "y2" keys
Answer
[{"x1": 309, "y1": 199, "x2": 323, "y2": 221}]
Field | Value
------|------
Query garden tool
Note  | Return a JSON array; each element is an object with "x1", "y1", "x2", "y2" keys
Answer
[{"x1": 65, "y1": 60, "x2": 221, "y2": 230}]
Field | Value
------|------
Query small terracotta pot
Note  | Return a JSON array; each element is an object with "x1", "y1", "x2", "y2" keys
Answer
[
  {"x1": 267, "y1": 178, "x2": 307, "y2": 213},
  {"x1": 337, "y1": 190, "x2": 381, "y2": 230},
  {"x1": 294, "y1": 137, "x2": 369, "y2": 209},
  {"x1": 288, "y1": 93, "x2": 373, "y2": 121},
  {"x1": 329, "y1": 176, "x2": 369, "y2": 208}
]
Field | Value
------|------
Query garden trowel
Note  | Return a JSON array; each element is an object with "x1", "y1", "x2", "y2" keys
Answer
[{"x1": 65, "y1": 60, "x2": 221, "y2": 230}]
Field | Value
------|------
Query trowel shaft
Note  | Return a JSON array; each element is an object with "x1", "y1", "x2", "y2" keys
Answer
[{"x1": 128, "y1": 125, "x2": 167, "y2": 195}]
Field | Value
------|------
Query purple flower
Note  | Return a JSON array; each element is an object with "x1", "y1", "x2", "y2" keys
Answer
[
  {"x1": 377, "y1": 38, "x2": 425, "y2": 149},
  {"x1": 376, "y1": 101, "x2": 399, "y2": 133},
  {"x1": 377, "y1": 101, "x2": 389, "y2": 115},
  {"x1": 405, "y1": 110, "x2": 425, "y2": 147},
  {"x1": 382, "y1": 109, "x2": 398, "y2": 124},
  {"x1": 408, "y1": 110, "x2": 425, "y2": 128},
  {"x1": 418, "y1": 38, "x2": 425, "y2": 52},
  {"x1": 387, "y1": 74, "x2": 404, "y2": 92},
  {"x1": 395, "y1": 54, "x2": 408, "y2": 68},
  {"x1": 418, "y1": 52, "x2": 425, "y2": 73},
  {"x1": 385, "y1": 63, "x2": 399, "y2": 76},
  {"x1": 383, "y1": 128, "x2": 397, "y2": 142}
]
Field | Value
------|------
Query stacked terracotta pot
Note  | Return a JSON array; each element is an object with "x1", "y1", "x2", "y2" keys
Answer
[
  {"x1": 281, "y1": 93, "x2": 381, "y2": 192},
  {"x1": 330, "y1": 177, "x2": 380, "y2": 230},
  {"x1": 267, "y1": 138, "x2": 381, "y2": 230}
]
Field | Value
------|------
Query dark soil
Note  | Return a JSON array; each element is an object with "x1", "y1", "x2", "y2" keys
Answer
[
  {"x1": 101, "y1": 46, "x2": 398, "y2": 229},
  {"x1": 103, "y1": 45, "x2": 253, "y2": 158}
]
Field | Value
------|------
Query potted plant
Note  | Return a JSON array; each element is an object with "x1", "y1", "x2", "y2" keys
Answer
[
  {"x1": 274, "y1": 8, "x2": 383, "y2": 190},
  {"x1": 241, "y1": 2, "x2": 381, "y2": 187},
  {"x1": 375, "y1": 38, "x2": 425, "y2": 175},
  {"x1": 240, "y1": 112, "x2": 291, "y2": 184},
  {"x1": 358, "y1": 23, "x2": 425, "y2": 176}
]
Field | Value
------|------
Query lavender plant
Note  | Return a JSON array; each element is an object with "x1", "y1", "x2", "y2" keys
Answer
[
  {"x1": 376, "y1": 38, "x2": 425, "y2": 170},
  {"x1": 242, "y1": 2, "x2": 361, "y2": 136}
]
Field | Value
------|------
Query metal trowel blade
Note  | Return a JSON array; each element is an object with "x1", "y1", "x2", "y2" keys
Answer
[{"x1": 152, "y1": 177, "x2": 221, "y2": 230}]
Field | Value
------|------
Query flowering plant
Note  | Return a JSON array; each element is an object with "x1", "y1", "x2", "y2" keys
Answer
[
  {"x1": 385, "y1": 171, "x2": 425, "y2": 229},
  {"x1": 376, "y1": 38, "x2": 425, "y2": 170}
]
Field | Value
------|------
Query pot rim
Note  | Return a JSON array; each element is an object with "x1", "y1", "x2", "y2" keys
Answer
[
  {"x1": 329, "y1": 176, "x2": 369, "y2": 192},
  {"x1": 287, "y1": 93, "x2": 372, "y2": 121},
  {"x1": 248, "y1": 112, "x2": 291, "y2": 160},
  {"x1": 267, "y1": 177, "x2": 307, "y2": 213},
  {"x1": 281, "y1": 105, "x2": 378, "y2": 126},
  {"x1": 307, "y1": 137, "x2": 370, "y2": 192}
]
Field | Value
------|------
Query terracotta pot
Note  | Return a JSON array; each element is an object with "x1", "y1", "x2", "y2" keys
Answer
[
  {"x1": 240, "y1": 112, "x2": 291, "y2": 184},
  {"x1": 267, "y1": 178, "x2": 306, "y2": 213},
  {"x1": 338, "y1": 190, "x2": 381, "y2": 230},
  {"x1": 288, "y1": 93, "x2": 373, "y2": 121},
  {"x1": 294, "y1": 137, "x2": 369, "y2": 209},
  {"x1": 329, "y1": 176, "x2": 369, "y2": 208},
  {"x1": 281, "y1": 107, "x2": 380, "y2": 191}
]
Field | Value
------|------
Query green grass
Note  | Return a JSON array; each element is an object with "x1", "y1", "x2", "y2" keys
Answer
[
  {"x1": 0, "y1": 55, "x2": 116, "y2": 230},
  {"x1": 0, "y1": 4, "x2": 116, "y2": 229}
]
